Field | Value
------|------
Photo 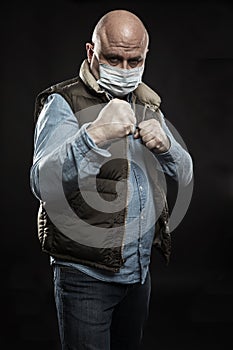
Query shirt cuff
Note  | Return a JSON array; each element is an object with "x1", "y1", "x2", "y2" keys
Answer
[
  {"x1": 153, "y1": 136, "x2": 181, "y2": 164},
  {"x1": 76, "y1": 123, "x2": 111, "y2": 158}
]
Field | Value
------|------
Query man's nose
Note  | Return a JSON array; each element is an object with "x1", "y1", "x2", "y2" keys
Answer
[{"x1": 121, "y1": 60, "x2": 130, "y2": 70}]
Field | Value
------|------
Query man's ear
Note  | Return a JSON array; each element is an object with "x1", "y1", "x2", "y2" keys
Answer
[{"x1": 86, "y1": 43, "x2": 94, "y2": 63}]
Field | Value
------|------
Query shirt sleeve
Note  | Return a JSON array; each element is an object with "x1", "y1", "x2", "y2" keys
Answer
[
  {"x1": 153, "y1": 110, "x2": 193, "y2": 186},
  {"x1": 30, "y1": 93, "x2": 111, "y2": 200}
]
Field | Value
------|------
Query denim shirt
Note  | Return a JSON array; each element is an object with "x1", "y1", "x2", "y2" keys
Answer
[{"x1": 30, "y1": 93, "x2": 193, "y2": 284}]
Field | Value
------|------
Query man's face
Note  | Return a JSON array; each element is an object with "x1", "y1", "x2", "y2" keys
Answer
[{"x1": 86, "y1": 30, "x2": 148, "y2": 80}]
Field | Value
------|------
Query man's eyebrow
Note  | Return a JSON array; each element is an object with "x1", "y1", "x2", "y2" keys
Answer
[
  {"x1": 104, "y1": 53, "x2": 123, "y2": 59},
  {"x1": 128, "y1": 56, "x2": 143, "y2": 61},
  {"x1": 104, "y1": 54, "x2": 143, "y2": 61}
]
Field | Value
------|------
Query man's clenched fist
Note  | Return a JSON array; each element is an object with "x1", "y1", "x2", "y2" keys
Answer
[
  {"x1": 87, "y1": 99, "x2": 136, "y2": 144},
  {"x1": 134, "y1": 119, "x2": 170, "y2": 153}
]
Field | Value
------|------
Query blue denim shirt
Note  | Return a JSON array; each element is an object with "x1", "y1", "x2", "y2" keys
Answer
[{"x1": 30, "y1": 93, "x2": 193, "y2": 284}]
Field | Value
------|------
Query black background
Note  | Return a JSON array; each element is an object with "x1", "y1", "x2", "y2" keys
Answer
[{"x1": 1, "y1": 0, "x2": 233, "y2": 349}]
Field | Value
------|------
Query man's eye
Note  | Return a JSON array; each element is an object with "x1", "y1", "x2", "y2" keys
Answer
[
  {"x1": 129, "y1": 60, "x2": 140, "y2": 68},
  {"x1": 108, "y1": 58, "x2": 119, "y2": 65}
]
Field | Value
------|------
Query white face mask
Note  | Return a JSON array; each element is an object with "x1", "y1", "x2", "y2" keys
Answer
[{"x1": 97, "y1": 63, "x2": 144, "y2": 97}]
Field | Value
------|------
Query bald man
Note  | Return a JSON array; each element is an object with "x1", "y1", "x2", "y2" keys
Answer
[{"x1": 30, "y1": 9, "x2": 193, "y2": 350}]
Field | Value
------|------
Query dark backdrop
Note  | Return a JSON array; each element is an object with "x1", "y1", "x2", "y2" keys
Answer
[{"x1": 1, "y1": 0, "x2": 233, "y2": 349}]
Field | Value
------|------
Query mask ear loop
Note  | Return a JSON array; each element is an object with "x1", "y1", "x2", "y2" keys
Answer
[
  {"x1": 130, "y1": 96, "x2": 137, "y2": 134},
  {"x1": 142, "y1": 103, "x2": 147, "y2": 122},
  {"x1": 133, "y1": 103, "x2": 149, "y2": 134},
  {"x1": 138, "y1": 103, "x2": 147, "y2": 130}
]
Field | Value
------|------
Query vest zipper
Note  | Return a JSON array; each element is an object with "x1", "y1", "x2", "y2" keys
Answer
[
  {"x1": 121, "y1": 134, "x2": 130, "y2": 265},
  {"x1": 120, "y1": 97, "x2": 136, "y2": 264}
]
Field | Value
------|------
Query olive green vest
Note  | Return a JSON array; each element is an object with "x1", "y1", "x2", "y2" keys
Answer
[{"x1": 33, "y1": 60, "x2": 171, "y2": 271}]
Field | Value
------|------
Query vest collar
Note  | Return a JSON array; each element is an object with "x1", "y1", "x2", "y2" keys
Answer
[
  {"x1": 79, "y1": 59, "x2": 161, "y2": 108},
  {"x1": 79, "y1": 59, "x2": 104, "y2": 94},
  {"x1": 133, "y1": 82, "x2": 161, "y2": 109}
]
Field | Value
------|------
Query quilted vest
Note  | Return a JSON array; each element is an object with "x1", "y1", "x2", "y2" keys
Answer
[{"x1": 33, "y1": 60, "x2": 171, "y2": 271}]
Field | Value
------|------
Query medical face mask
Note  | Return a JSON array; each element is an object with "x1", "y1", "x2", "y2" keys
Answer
[{"x1": 97, "y1": 63, "x2": 144, "y2": 97}]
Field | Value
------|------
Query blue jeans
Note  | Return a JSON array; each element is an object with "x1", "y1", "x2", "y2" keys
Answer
[{"x1": 53, "y1": 264, "x2": 151, "y2": 350}]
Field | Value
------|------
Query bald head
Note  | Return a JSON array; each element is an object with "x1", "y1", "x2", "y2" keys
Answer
[
  {"x1": 86, "y1": 9, "x2": 149, "y2": 80},
  {"x1": 92, "y1": 9, "x2": 149, "y2": 50}
]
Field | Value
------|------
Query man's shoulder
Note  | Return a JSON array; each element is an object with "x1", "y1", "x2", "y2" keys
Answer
[
  {"x1": 38, "y1": 75, "x2": 82, "y2": 97},
  {"x1": 34, "y1": 76, "x2": 82, "y2": 121}
]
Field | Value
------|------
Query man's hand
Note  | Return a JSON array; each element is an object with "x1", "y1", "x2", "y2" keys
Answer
[
  {"x1": 87, "y1": 99, "x2": 136, "y2": 144},
  {"x1": 134, "y1": 119, "x2": 170, "y2": 153}
]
